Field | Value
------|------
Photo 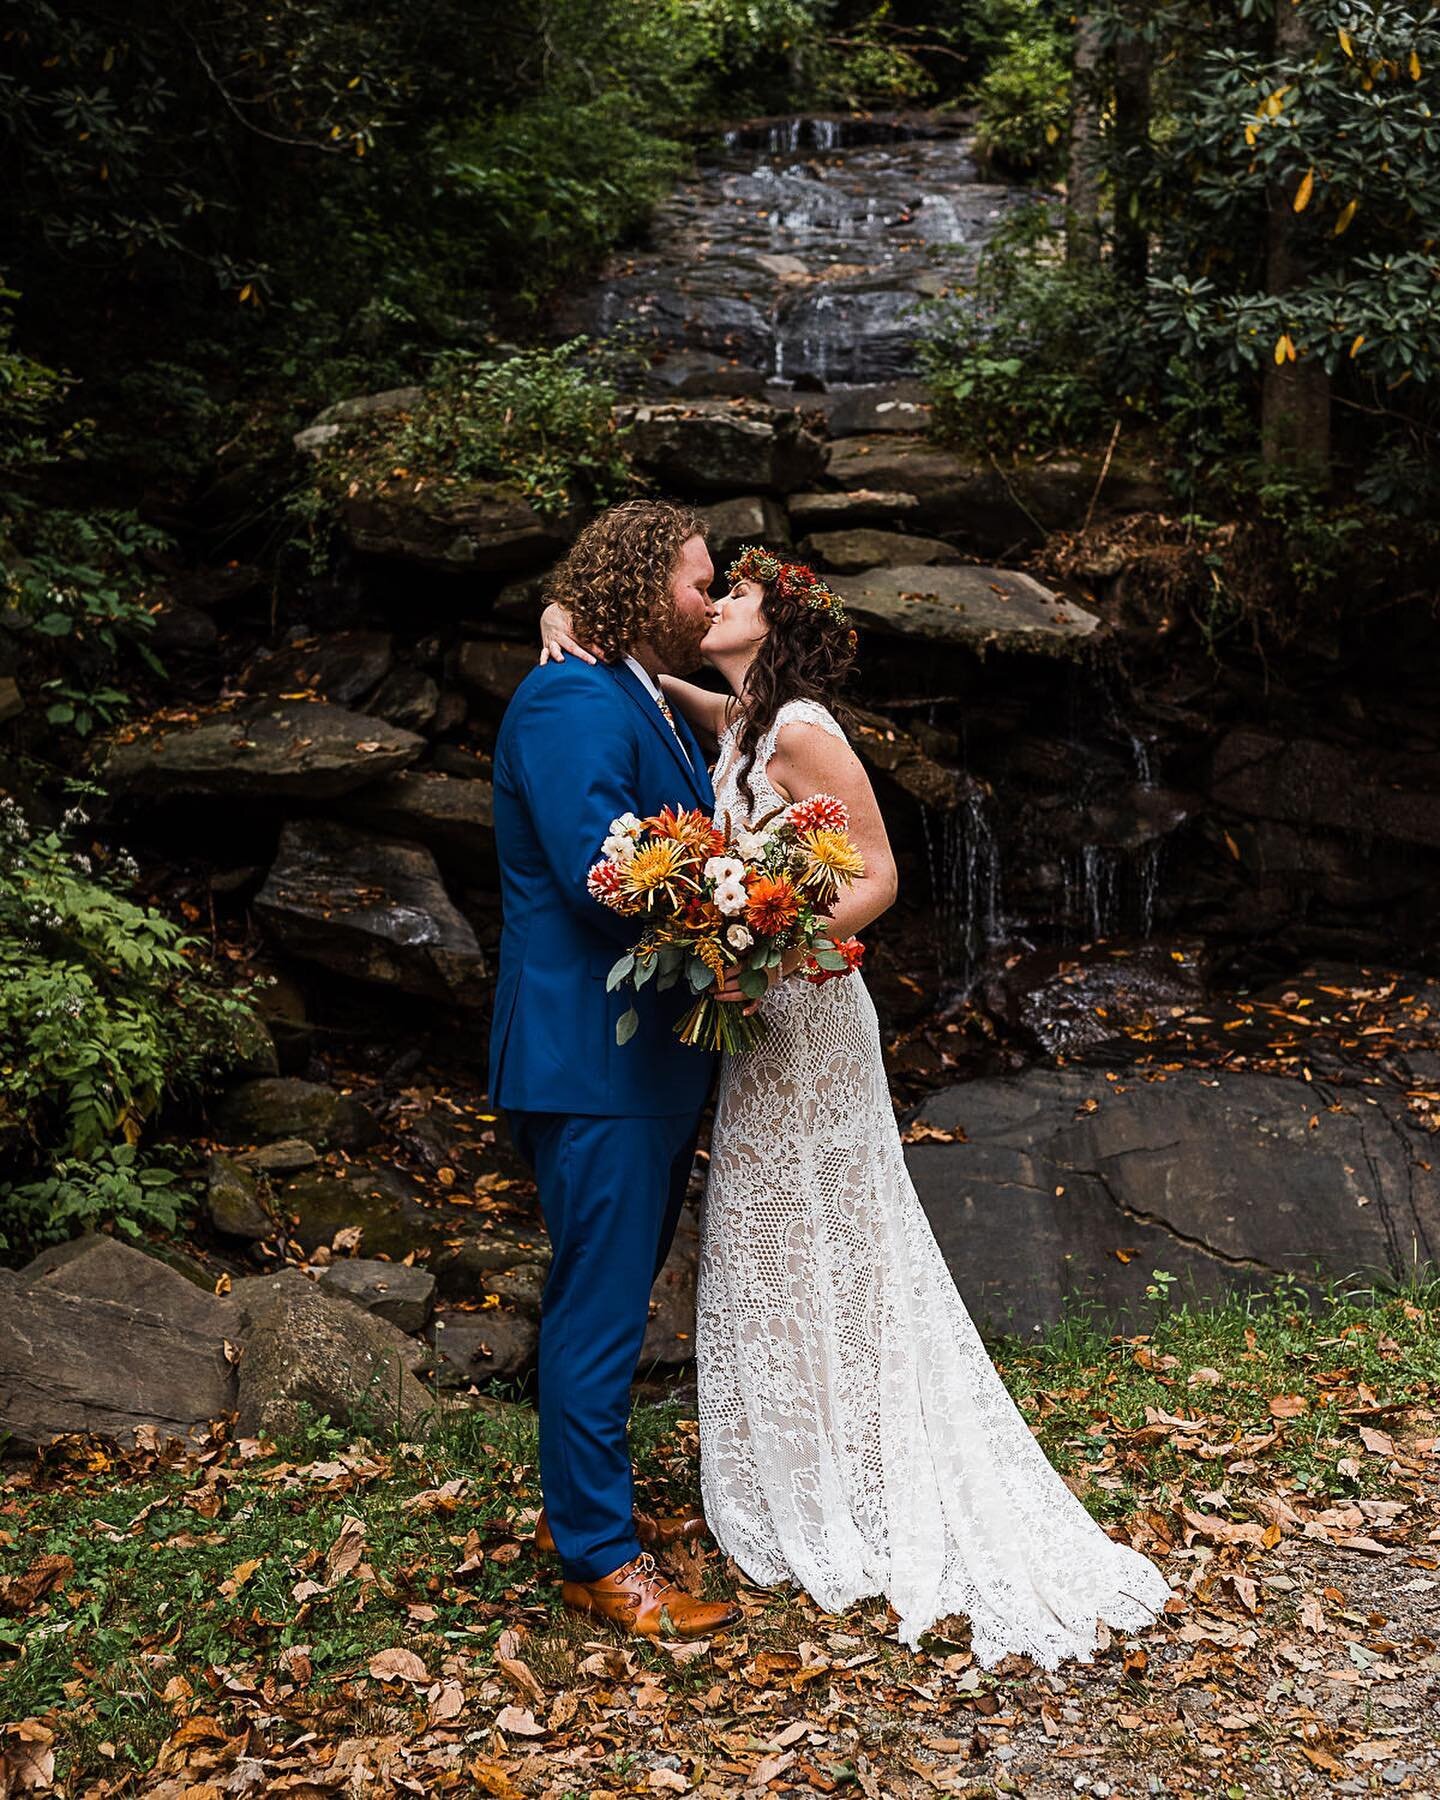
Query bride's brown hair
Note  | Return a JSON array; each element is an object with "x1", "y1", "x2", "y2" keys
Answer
[{"x1": 724, "y1": 547, "x2": 858, "y2": 814}]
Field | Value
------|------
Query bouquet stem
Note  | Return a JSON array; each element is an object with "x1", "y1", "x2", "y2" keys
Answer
[{"x1": 676, "y1": 995, "x2": 765, "y2": 1055}]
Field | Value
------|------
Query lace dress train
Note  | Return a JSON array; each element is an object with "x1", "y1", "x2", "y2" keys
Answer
[{"x1": 696, "y1": 700, "x2": 1170, "y2": 1664}]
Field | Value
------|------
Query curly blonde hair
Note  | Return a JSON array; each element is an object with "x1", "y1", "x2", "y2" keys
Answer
[{"x1": 544, "y1": 499, "x2": 707, "y2": 663}]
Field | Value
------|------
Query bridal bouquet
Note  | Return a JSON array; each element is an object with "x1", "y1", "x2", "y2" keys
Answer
[{"x1": 587, "y1": 796, "x2": 867, "y2": 1053}]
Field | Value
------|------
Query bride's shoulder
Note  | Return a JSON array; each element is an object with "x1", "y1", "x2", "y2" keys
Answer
[{"x1": 770, "y1": 697, "x2": 848, "y2": 745}]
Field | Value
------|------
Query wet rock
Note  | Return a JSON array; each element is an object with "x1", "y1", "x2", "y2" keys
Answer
[
  {"x1": 622, "y1": 400, "x2": 827, "y2": 496},
  {"x1": 368, "y1": 666, "x2": 440, "y2": 734},
  {"x1": 317, "y1": 1258, "x2": 436, "y2": 1333},
  {"x1": 835, "y1": 563, "x2": 1098, "y2": 652},
  {"x1": 491, "y1": 575, "x2": 547, "y2": 626},
  {"x1": 235, "y1": 1138, "x2": 319, "y2": 1176},
  {"x1": 232, "y1": 1268, "x2": 432, "y2": 1441},
  {"x1": 698, "y1": 495, "x2": 790, "y2": 574},
  {"x1": 149, "y1": 603, "x2": 218, "y2": 657},
  {"x1": 825, "y1": 437, "x2": 1163, "y2": 543},
  {"x1": 101, "y1": 702, "x2": 423, "y2": 802},
  {"x1": 206, "y1": 1154, "x2": 275, "y2": 1241},
  {"x1": 906, "y1": 1068, "x2": 1440, "y2": 1333},
  {"x1": 1210, "y1": 729, "x2": 1440, "y2": 851},
  {"x1": 337, "y1": 481, "x2": 580, "y2": 579},
  {"x1": 644, "y1": 350, "x2": 770, "y2": 398},
  {"x1": 455, "y1": 639, "x2": 538, "y2": 705},
  {"x1": 825, "y1": 383, "x2": 931, "y2": 437},
  {"x1": 802, "y1": 527, "x2": 957, "y2": 573},
  {"x1": 483, "y1": 1263, "x2": 547, "y2": 1314},
  {"x1": 787, "y1": 488, "x2": 921, "y2": 532},
  {"x1": 163, "y1": 564, "x2": 264, "y2": 613},
  {"x1": 433, "y1": 1225, "x2": 552, "y2": 1301},
  {"x1": 1, "y1": 1239, "x2": 242, "y2": 1446},
  {"x1": 22, "y1": 1235, "x2": 243, "y2": 1338},
  {"x1": 0, "y1": 1270, "x2": 237, "y2": 1447},
  {"x1": 851, "y1": 708, "x2": 972, "y2": 812},
  {"x1": 333, "y1": 770, "x2": 496, "y2": 882},
  {"x1": 432, "y1": 1308, "x2": 538, "y2": 1387},
  {"x1": 214, "y1": 1077, "x2": 379, "y2": 1152},
  {"x1": 279, "y1": 1162, "x2": 435, "y2": 1260},
  {"x1": 243, "y1": 630, "x2": 394, "y2": 707},
  {"x1": 255, "y1": 820, "x2": 488, "y2": 1008},
  {"x1": 982, "y1": 942, "x2": 1208, "y2": 1060},
  {"x1": 314, "y1": 386, "x2": 424, "y2": 428}
]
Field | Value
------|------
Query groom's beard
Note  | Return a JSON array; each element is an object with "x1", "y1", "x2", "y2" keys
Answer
[{"x1": 645, "y1": 602, "x2": 709, "y2": 676}]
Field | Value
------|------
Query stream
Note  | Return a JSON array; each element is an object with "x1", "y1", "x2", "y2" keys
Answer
[{"x1": 563, "y1": 113, "x2": 1026, "y2": 387}]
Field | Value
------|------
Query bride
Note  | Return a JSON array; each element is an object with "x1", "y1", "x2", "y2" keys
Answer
[{"x1": 541, "y1": 545, "x2": 1170, "y2": 1665}]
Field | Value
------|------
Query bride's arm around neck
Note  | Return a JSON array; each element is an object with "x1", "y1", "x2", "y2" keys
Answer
[{"x1": 767, "y1": 719, "x2": 899, "y2": 939}]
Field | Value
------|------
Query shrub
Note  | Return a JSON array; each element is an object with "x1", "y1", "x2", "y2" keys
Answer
[
  {"x1": 448, "y1": 96, "x2": 686, "y2": 308},
  {"x1": 970, "y1": 0, "x2": 1070, "y2": 176},
  {"x1": 919, "y1": 205, "x2": 1138, "y2": 455},
  {"x1": 0, "y1": 796, "x2": 258, "y2": 1247},
  {"x1": 310, "y1": 339, "x2": 631, "y2": 515}
]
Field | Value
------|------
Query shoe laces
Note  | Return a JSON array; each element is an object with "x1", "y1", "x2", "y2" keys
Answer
[{"x1": 628, "y1": 1551, "x2": 674, "y2": 1597}]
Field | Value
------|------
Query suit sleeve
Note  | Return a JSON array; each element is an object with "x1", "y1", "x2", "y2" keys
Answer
[{"x1": 504, "y1": 674, "x2": 645, "y2": 947}]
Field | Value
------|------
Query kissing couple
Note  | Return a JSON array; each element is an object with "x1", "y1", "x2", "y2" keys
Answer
[{"x1": 489, "y1": 499, "x2": 1170, "y2": 1662}]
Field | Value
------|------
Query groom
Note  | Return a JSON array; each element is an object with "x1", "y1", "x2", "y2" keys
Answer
[{"x1": 489, "y1": 499, "x2": 742, "y2": 1640}]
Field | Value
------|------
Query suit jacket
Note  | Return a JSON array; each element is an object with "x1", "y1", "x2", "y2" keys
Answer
[{"x1": 489, "y1": 656, "x2": 719, "y2": 1117}]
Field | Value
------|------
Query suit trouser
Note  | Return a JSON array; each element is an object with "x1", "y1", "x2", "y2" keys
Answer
[{"x1": 506, "y1": 1108, "x2": 700, "y2": 1582}]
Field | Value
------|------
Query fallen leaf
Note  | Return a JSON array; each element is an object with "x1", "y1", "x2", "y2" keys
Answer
[
  {"x1": 368, "y1": 1647, "x2": 429, "y2": 1684},
  {"x1": 494, "y1": 1705, "x2": 546, "y2": 1738}
]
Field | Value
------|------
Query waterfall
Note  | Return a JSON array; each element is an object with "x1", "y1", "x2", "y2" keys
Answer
[{"x1": 921, "y1": 789, "x2": 1005, "y2": 984}]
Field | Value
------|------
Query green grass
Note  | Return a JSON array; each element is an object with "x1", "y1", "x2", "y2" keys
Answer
[{"x1": 3, "y1": 1277, "x2": 1437, "y2": 1788}]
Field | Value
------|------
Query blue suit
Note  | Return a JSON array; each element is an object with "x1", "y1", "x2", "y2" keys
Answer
[{"x1": 490, "y1": 657, "x2": 717, "y2": 1580}]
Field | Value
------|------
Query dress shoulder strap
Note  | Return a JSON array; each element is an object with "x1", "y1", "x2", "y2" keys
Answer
[{"x1": 759, "y1": 698, "x2": 848, "y2": 766}]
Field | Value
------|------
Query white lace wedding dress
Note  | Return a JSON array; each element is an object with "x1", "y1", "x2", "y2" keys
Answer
[{"x1": 696, "y1": 698, "x2": 1171, "y2": 1663}]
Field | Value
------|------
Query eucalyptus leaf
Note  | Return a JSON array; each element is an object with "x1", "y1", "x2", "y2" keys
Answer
[{"x1": 616, "y1": 1005, "x2": 640, "y2": 1045}]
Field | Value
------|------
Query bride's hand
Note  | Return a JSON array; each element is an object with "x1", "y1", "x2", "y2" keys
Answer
[{"x1": 539, "y1": 601, "x2": 598, "y2": 665}]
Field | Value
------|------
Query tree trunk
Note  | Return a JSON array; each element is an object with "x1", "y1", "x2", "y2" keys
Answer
[
  {"x1": 1260, "y1": 4, "x2": 1330, "y2": 484},
  {"x1": 1112, "y1": 21, "x2": 1151, "y2": 287},
  {"x1": 1066, "y1": 15, "x2": 1103, "y2": 267}
]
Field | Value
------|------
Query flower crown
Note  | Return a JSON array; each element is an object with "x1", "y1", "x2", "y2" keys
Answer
[{"x1": 725, "y1": 544, "x2": 858, "y2": 649}]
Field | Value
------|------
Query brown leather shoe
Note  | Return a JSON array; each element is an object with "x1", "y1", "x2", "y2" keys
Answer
[
  {"x1": 561, "y1": 1552, "x2": 740, "y2": 1640},
  {"x1": 534, "y1": 1506, "x2": 708, "y2": 1556}
]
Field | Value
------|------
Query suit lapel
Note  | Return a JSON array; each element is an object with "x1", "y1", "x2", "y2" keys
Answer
[{"x1": 609, "y1": 662, "x2": 710, "y2": 809}]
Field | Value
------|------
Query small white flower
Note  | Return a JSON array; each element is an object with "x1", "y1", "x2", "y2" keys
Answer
[
  {"x1": 726, "y1": 923, "x2": 753, "y2": 951},
  {"x1": 704, "y1": 855, "x2": 746, "y2": 887},
  {"x1": 714, "y1": 880, "x2": 748, "y2": 917},
  {"x1": 734, "y1": 827, "x2": 771, "y2": 861},
  {"x1": 608, "y1": 812, "x2": 642, "y2": 838},
  {"x1": 601, "y1": 833, "x2": 637, "y2": 865}
]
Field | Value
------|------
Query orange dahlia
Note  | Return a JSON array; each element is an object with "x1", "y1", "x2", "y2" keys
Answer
[
  {"x1": 643, "y1": 805, "x2": 725, "y2": 859},
  {"x1": 744, "y1": 874, "x2": 800, "y2": 935}
]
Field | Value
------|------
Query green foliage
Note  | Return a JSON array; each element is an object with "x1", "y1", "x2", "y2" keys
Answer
[
  {"x1": 448, "y1": 97, "x2": 687, "y2": 308},
  {"x1": 0, "y1": 1144, "x2": 187, "y2": 1251},
  {"x1": 311, "y1": 340, "x2": 630, "y2": 514},
  {"x1": 0, "y1": 797, "x2": 257, "y2": 1247},
  {"x1": 969, "y1": 0, "x2": 1070, "y2": 175},
  {"x1": 919, "y1": 206, "x2": 1136, "y2": 453}
]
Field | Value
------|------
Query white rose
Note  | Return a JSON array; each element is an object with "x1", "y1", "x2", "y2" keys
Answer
[
  {"x1": 704, "y1": 855, "x2": 746, "y2": 886},
  {"x1": 714, "y1": 880, "x2": 748, "y2": 917},
  {"x1": 609, "y1": 811, "x2": 642, "y2": 837},
  {"x1": 726, "y1": 923, "x2": 754, "y2": 951},
  {"x1": 735, "y1": 827, "x2": 771, "y2": 861},
  {"x1": 602, "y1": 833, "x2": 637, "y2": 865}
]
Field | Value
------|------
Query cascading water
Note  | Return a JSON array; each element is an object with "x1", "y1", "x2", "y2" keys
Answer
[
  {"x1": 562, "y1": 115, "x2": 1027, "y2": 386},
  {"x1": 922, "y1": 789, "x2": 1005, "y2": 985}
]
